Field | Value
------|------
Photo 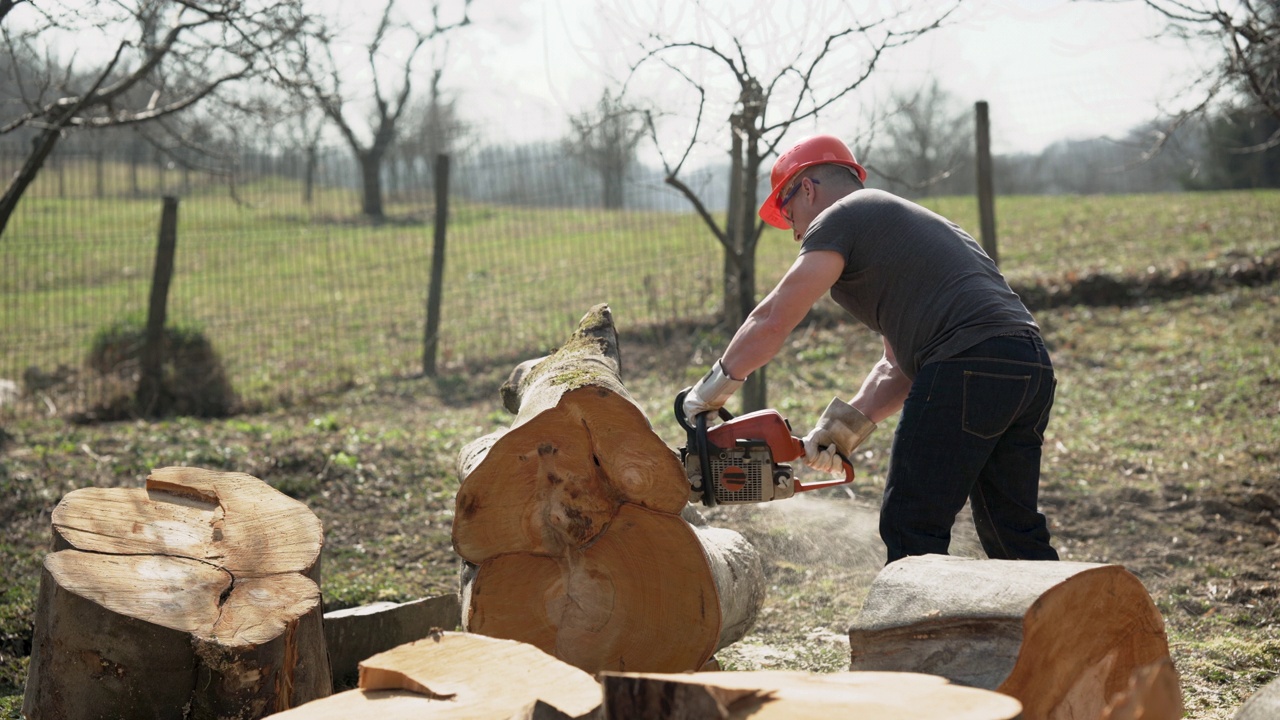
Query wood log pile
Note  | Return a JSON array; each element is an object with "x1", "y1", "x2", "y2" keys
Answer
[
  {"x1": 20, "y1": 304, "x2": 1211, "y2": 719},
  {"x1": 268, "y1": 630, "x2": 1025, "y2": 720}
]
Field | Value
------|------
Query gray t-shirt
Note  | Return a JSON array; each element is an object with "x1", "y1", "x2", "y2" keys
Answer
[{"x1": 800, "y1": 188, "x2": 1038, "y2": 379}]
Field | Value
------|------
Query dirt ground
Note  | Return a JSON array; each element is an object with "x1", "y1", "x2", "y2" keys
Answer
[{"x1": 3, "y1": 287, "x2": 1279, "y2": 718}]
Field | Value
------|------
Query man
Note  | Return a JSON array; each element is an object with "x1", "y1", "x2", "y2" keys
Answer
[{"x1": 680, "y1": 134, "x2": 1058, "y2": 563}]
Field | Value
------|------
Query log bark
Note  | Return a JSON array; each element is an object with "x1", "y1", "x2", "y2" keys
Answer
[
  {"x1": 1235, "y1": 675, "x2": 1280, "y2": 720},
  {"x1": 452, "y1": 304, "x2": 764, "y2": 673},
  {"x1": 599, "y1": 669, "x2": 1023, "y2": 719},
  {"x1": 847, "y1": 554, "x2": 1175, "y2": 720},
  {"x1": 323, "y1": 594, "x2": 462, "y2": 688},
  {"x1": 24, "y1": 466, "x2": 330, "y2": 720},
  {"x1": 265, "y1": 631, "x2": 601, "y2": 719}
]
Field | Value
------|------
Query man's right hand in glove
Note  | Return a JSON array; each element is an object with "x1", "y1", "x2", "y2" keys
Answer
[
  {"x1": 680, "y1": 359, "x2": 744, "y2": 425},
  {"x1": 802, "y1": 397, "x2": 876, "y2": 473}
]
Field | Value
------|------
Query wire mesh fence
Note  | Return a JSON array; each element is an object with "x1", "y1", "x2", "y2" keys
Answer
[{"x1": 0, "y1": 140, "x2": 745, "y2": 417}]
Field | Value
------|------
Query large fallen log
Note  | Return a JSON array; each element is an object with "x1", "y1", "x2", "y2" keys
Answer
[
  {"x1": 265, "y1": 631, "x2": 601, "y2": 719},
  {"x1": 1235, "y1": 675, "x2": 1280, "y2": 720},
  {"x1": 452, "y1": 304, "x2": 764, "y2": 672},
  {"x1": 24, "y1": 466, "x2": 331, "y2": 720},
  {"x1": 848, "y1": 554, "x2": 1176, "y2": 720},
  {"x1": 599, "y1": 669, "x2": 1023, "y2": 719}
]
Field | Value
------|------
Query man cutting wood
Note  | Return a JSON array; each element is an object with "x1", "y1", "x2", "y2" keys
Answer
[{"x1": 679, "y1": 134, "x2": 1059, "y2": 564}]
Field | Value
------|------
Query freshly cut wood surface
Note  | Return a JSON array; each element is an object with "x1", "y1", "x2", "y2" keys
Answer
[
  {"x1": 267, "y1": 632, "x2": 601, "y2": 720},
  {"x1": 848, "y1": 554, "x2": 1174, "y2": 720},
  {"x1": 465, "y1": 502, "x2": 719, "y2": 671},
  {"x1": 600, "y1": 670, "x2": 1023, "y2": 720},
  {"x1": 453, "y1": 305, "x2": 764, "y2": 673},
  {"x1": 1098, "y1": 658, "x2": 1183, "y2": 720},
  {"x1": 24, "y1": 467, "x2": 329, "y2": 720}
]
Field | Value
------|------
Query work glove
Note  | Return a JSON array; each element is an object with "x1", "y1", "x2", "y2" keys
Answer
[
  {"x1": 681, "y1": 359, "x2": 743, "y2": 425},
  {"x1": 802, "y1": 397, "x2": 876, "y2": 473}
]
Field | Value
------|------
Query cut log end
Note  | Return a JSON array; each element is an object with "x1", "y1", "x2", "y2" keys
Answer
[{"x1": 24, "y1": 467, "x2": 330, "y2": 719}]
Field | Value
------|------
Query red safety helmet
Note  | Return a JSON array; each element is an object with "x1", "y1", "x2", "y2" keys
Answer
[{"x1": 759, "y1": 135, "x2": 867, "y2": 229}]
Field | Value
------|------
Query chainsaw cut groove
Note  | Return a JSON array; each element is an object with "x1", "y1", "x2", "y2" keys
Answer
[{"x1": 452, "y1": 304, "x2": 764, "y2": 673}]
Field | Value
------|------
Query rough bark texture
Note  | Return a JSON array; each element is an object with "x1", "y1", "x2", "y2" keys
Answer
[
  {"x1": 452, "y1": 304, "x2": 764, "y2": 673},
  {"x1": 848, "y1": 554, "x2": 1175, "y2": 720},
  {"x1": 1235, "y1": 675, "x2": 1280, "y2": 720},
  {"x1": 24, "y1": 466, "x2": 330, "y2": 720},
  {"x1": 599, "y1": 669, "x2": 1023, "y2": 719},
  {"x1": 266, "y1": 632, "x2": 601, "y2": 719}
]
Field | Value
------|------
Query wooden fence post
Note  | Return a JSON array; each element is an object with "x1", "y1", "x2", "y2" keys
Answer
[
  {"x1": 975, "y1": 101, "x2": 999, "y2": 266},
  {"x1": 423, "y1": 154, "x2": 451, "y2": 377},
  {"x1": 138, "y1": 196, "x2": 179, "y2": 414}
]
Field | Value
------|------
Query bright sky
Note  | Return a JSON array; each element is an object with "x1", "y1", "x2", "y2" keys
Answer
[{"x1": 452, "y1": 0, "x2": 1213, "y2": 158}]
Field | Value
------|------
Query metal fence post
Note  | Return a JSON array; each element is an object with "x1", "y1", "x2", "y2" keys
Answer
[
  {"x1": 975, "y1": 101, "x2": 999, "y2": 266},
  {"x1": 138, "y1": 196, "x2": 179, "y2": 414},
  {"x1": 423, "y1": 154, "x2": 451, "y2": 376}
]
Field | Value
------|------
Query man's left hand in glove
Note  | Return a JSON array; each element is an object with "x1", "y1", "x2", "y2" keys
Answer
[{"x1": 802, "y1": 397, "x2": 876, "y2": 473}]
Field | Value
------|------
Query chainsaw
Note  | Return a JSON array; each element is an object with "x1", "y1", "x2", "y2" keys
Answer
[{"x1": 674, "y1": 389, "x2": 855, "y2": 507}]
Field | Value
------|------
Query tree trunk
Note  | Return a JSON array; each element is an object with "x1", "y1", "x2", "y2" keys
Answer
[
  {"x1": 847, "y1": 554, "x2": 1176, "y2": 720},
  {"x1": 24, "y1": 466, "x2": 331, "y2": 720},
  {"x1": 266, "y1": 631, "x2": 601, "y2": 720},
  {"x1": 452, "y1": 304, "x2": 764, "y2": 673},
  {"x1": 598, "y1": 669, "x2": 1022, "y2": 719},
  {"x1": 360, "y1": 151, "x2": 384, "y2": 219}
]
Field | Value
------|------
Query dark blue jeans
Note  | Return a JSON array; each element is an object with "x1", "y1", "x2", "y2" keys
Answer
[{"x1": 880, "y1": 332, "x2": 1059, "y2": 563}]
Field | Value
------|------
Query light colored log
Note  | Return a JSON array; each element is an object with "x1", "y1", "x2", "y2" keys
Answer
[
  {"x1": 266, "y1": 632, "x2": 600, "y2": 720},
  {"x1": 1235, "y1": 675, "x2": 1280, "y2": 720},
  {"x1": 848, "y1": 554, "x2": 1174, "y2": 720},
  {"x1": 599, "y1": 670, "x2": 1023, "y2": 719},
  {"x1": 23, "y1": 467, "x2": 330, "y2": 719},
  {"x1": 453, "y1": 305, "x2": 763, "y2": 673}
]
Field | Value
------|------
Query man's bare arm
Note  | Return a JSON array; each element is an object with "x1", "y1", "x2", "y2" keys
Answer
[
  {"x1": 849, "y1": 337, "x2": 912, "y2": 424},
  {"x1": 720, "y1": 250, "x2": 845, "y2": 379}
]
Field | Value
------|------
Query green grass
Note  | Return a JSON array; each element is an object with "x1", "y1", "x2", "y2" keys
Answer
[{"x1": 4, "y1": 180, "x2": 1277, "y2": 410}]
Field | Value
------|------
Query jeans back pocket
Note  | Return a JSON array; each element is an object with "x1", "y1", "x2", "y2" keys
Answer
[{"x1": 962, "y1": 371, "x2": 1031, "y2": 439}]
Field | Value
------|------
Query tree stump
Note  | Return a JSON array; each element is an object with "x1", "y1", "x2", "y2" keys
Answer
[
  {"x1": 452, "y1": 304, "x2": 764, "y2": 672},
  {"x1": 265, "y1": 631, "x2": 601, "y2": 719},
  {"x1": 599, "y1": 669, "x2": 1023, "y2": 719},
  {"x1": 24, "y1": 466, "x2": 331, "y2": 720},
  {"x1": 847, "y1": 554, "x2": 1176, "y2": 720}
]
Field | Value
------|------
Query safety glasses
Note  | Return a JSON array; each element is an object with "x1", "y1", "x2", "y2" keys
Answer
[{"x1": 779, "y1": 178, "x2": 819, "y2": 225}]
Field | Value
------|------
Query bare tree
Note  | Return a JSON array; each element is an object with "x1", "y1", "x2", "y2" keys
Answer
[
  {"x1": 615, "y1": 3, "x2": 958, "y2": 330},
  {"x1": 1106, "y1": 0, "x2": 1280, "y2": 154},
  {"x1": 607, "y1": 2, "x2": 956, "y2": 408},
  {"x1": 281, "y1": 0, "x2": 472, "y2": 220},
  {"x1": 869, "y1": 80, "x2": 974, "y2": 198},
  {"x1": 0, "y1": 0, "x2": 307, "y2": 236},
  {"x1": 566, "y1": 89, "x2": 646, "y2": 209}
]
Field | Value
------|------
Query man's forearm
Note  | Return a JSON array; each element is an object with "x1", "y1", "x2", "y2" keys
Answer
[{"x1": 849, "y1": 356, "x2": 911, "y2": 424}]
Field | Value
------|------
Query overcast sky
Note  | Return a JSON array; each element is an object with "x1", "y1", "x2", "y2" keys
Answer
[{"x1": 448, "y1": 0, "x2": 1212, "y2": 158}]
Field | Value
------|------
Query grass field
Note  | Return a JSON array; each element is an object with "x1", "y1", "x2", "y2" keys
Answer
[
  {"x1": 1, "y1": 188, "x2": 1279, "y2": 717},
  {"x1": 2, "y1": 183, "x2": 1277, "y2": 407}
]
